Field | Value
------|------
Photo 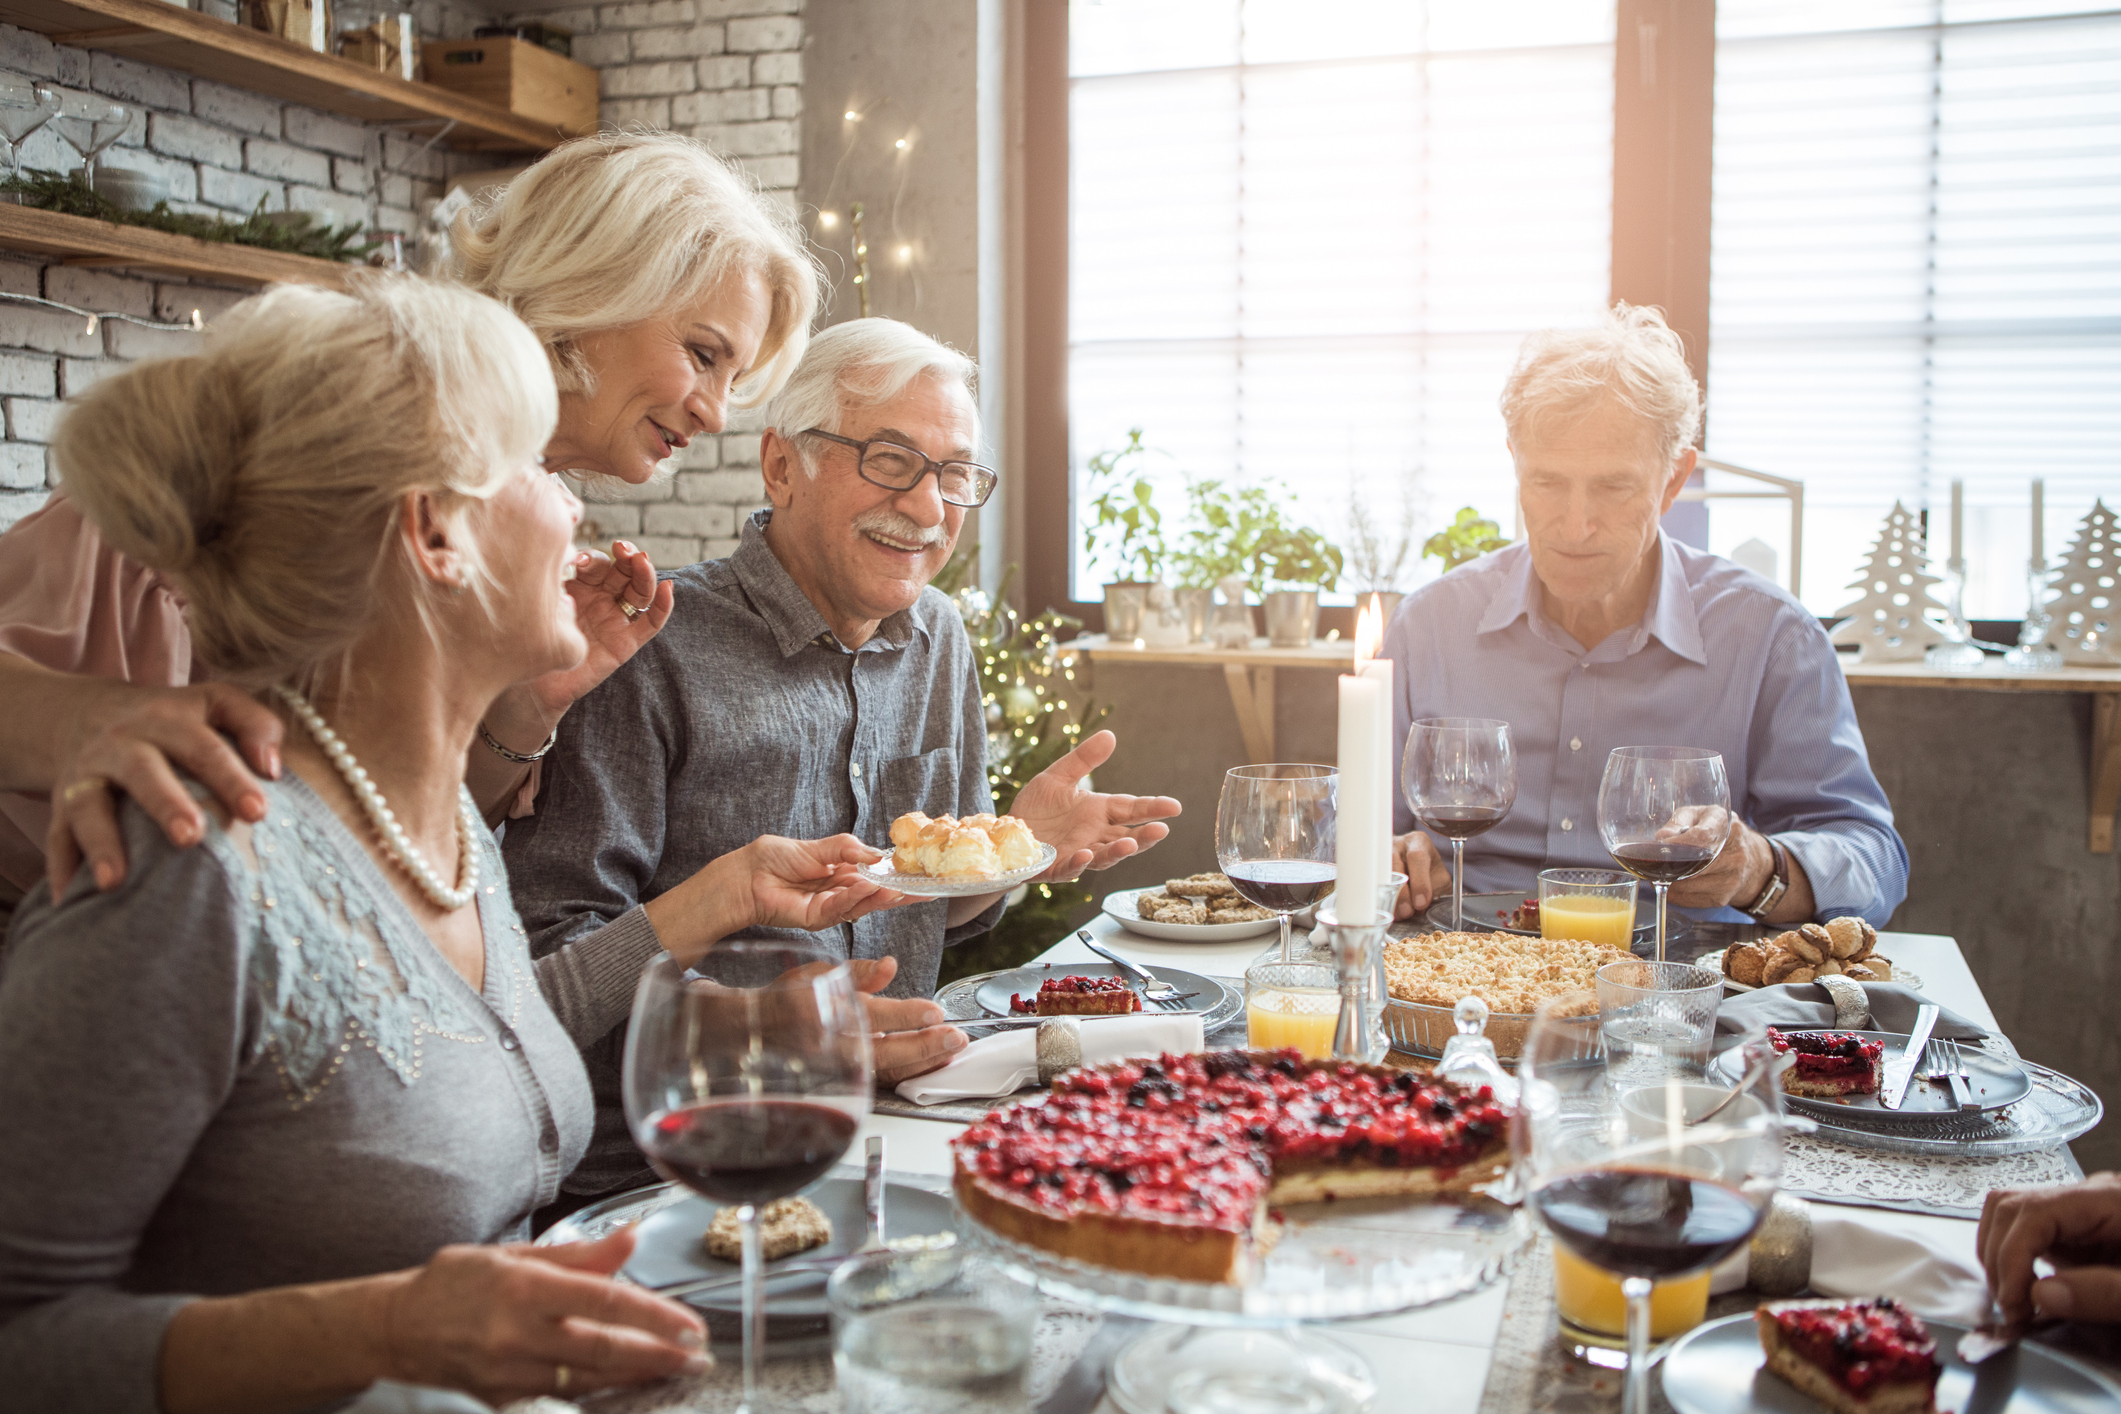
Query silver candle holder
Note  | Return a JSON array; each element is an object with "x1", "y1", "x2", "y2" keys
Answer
[{"x1": 1317, "y1": 905, "x2": 1388, "y2": 1063}]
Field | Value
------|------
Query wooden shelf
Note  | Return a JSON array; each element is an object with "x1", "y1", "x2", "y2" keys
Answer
[
  {"x1": 0, "y1": 202, "x2": 351, "y2": 285},
  {"x1": 1066, "y1": 634, "x2": 1356, "y2": 762},
  {"x1": 0, "y1": 0, "x2": 567, "y2": 151},
  {"x1": 1839, "y1": 657, "x2": 2121, "y2": 694}
]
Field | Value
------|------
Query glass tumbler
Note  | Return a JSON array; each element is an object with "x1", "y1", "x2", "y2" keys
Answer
[
  {"x1": 1538, "y1": 868, "x2": 1638, "y2": 951},
  {"x1": 1244, "y1": 959, "x2": 1340, "y2": 1059},
  {"x1": 1595, "y1": 959, "x2": 1722, "y2": 1081},
  {"x1": 830, "y1": 1248, "x2": 1037, "y2": 1414}
]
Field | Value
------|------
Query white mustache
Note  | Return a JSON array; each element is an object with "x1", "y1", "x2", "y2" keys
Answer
[{"x1": 854, "y1": 508, "x2": 948, "y2": 547}]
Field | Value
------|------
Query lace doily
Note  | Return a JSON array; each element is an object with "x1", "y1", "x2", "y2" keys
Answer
[{"x1": 1778, "y1": 1130, "x2": 2081, "y2": 1217}]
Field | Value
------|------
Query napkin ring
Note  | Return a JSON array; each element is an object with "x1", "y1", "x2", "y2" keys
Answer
[
  {"x1": 1035, "y1": 1017, "x2": 1082, "y2": 1086},
  {"x1": 1747, "y1": 1193, "x2": 1813, "y2": 1296},
  {"x1": 1816, "y1": 974, "x2": 1872, "y2": 1030}
]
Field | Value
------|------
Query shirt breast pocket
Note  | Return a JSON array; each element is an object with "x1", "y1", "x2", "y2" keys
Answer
[{"x1": 875, "y1": 746, "x2": 962, "y2": 829}]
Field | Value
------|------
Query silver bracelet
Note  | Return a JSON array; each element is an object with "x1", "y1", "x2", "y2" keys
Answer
[{"x1": 478, "y1": 720, "x2": 558, "y2": 764}]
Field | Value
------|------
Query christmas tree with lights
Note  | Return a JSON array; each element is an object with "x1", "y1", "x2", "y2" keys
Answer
[
  {"x1": 2043, "y1": 500, "x2": 2119, "y2": 665},
  {"x1": 1830, "y1": 502, "x2": 1954, "y2": 662}
]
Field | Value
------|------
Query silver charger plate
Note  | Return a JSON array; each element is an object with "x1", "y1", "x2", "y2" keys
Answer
[
  {"x1": 970, "y1": 960, "x2": 1228, "y2": 1019},
  {"x1": 1661, "y1": 1311, "x2": 2121, "y2": 1413},
  {"x1": 1102, "y1": 885, "x2": 1282, "y2": 942},
  {"x1": 936, "y1": 964, "x2": 1245, "y2": 1037},
  {"x1": 1711, "y1": 1028, "x2": 2032, "y2": 1124},
  {"x1": 1765, "y1": 1052, "x2": 2103, "y2": 1158},
  {"x1": 1697, "y1": 946, "x2": 1924, "y2": 995},
  {"x1": 1418, "y1": 889, "x2": 1692, "y2": 947},
  {"x1": 863, "y1": 842, "x2": 1058, "y2": 898}
]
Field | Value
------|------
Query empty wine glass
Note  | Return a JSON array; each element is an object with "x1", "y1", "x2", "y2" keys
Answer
[
  {"x1": 1401, "y1": 717, "x2": 1517, "y2": 933},
  {"x1": 625, "y1": 940, "x2": 873, "y2": 1414},
  {"x1": 0, "y1": 79, "x2": 59, "y2": 195},
  {"x1": 1215, "y1": 763, "x2": 1337, "y2": 963},
  {"x1": 1596, "y1": 746, "x2": 1733, "y2": 963},
  {"x1": 51, "y1": 95, "x2": 129, "y2": 191}
]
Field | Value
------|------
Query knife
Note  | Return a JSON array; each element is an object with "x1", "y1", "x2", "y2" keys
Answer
[
  {"x1": 1880, "y1": 1003, "x2": 1940, "y2": 1110},
  {"x1": 860, "y1": 1133, "x2": 887, "y2": 1253}
]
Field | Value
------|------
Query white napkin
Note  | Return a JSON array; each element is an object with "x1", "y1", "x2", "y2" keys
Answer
[
  {"x1": 1707, "y1": 1204, "x2": 1990, "y2": 1323},
  {"x1": 895, "y1": 1014, "x2": 1205, "y2": 1106}
]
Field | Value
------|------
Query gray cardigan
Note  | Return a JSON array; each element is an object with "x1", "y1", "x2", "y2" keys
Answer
[{"x1": 0, "y1": 775, "x2": 594, "y2": 1414}]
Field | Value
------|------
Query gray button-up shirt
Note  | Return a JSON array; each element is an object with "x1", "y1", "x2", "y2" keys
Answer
[{"x1": 504, "y1": 510, "x2": 1002, "y2": 1195}]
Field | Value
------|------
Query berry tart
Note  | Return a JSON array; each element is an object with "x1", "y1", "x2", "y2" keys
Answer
[
  {"x1": 951, "y1": 1049, "x2": 1511, "y2": 1284},
  {"x1": 1009, "y1": 975, "x2": 1143, "y2": 1016},
  {"x1": 1768, "y1": 1028, "x2": 1886, "y2": 1098},
  {"x1": 1756, "y1": 1297, "x2": 1941, "y2": 1413}
]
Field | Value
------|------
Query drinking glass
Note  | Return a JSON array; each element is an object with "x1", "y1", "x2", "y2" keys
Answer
[
  {"x1": 1595, "y1": 959, "x2": 1723, "y2": 1082},
  {"x1": 1517, "y1": 993, "x2": 1785, "y2": 1414},
  {"x1": 625, "y1": 941, "x2": 873, "y2": 1414},
  {"x1": 1244, "y1": 959, "x2": 1340, "y2": 1059},
  {"x1": 1401, "y1": 717, "x2": 1516, "y2": 933},
  {"x1": 1595, "y1": 746, "x2": 1733, "y2": 963},
  {"x1": 0, "y1": 78, "x2": 59, "y2": 192},
  {"x1": 1538, "y1": 867, "x2": 1637, "y2": 951},
  {"x1": 830, "y1": 1248, "x2": 1037, "y2": 1413},
  {"x1": 51, "y1": 95, "x2": 129, "y2": 191},
  {"x1": 1216, "y1": 763, "x2": 1337, "y2": 963}
]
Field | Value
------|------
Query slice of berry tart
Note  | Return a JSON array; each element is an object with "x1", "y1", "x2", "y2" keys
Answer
[
  {"x1": 1768, "y1": 1028, "x2": 1886, "y2": 1099},
  {"x1": 951, "y1": 1049, "x2": 1511, "y2": 1284},
  {"x1": 1756, "y1": 1297, "x2": 1941, "y2": 1414},
  {"x1": 1008, "y1": 975, "x2": 1143, "y2": 1016}
]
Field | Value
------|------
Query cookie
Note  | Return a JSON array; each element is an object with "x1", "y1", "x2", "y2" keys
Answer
[
  {"x1": 704, "y1": 1195, "x2": 832, "y2": 1262},
  {"x1": 1166, "y1": 873, "x2": 1238, "y2": 899},
  {"x1": 1825, "y1": 916, "x2": 1876, "y2": 961},
  {"x1": 1140, "y1": 895, "x2": 1208, "y2": 925},
  {"x1": 1207, "y1": 901, "x2": 1274, "y2": 923},
  {"x1": 1724, "y1": 942, "x2": 1767, "y2": 987}
]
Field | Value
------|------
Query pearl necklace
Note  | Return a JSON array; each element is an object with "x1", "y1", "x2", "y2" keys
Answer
[{"x1": 275, "y1": 685, "x2": 481, "y2": 911}]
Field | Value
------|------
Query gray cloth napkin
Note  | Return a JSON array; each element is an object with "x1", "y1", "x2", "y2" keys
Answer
[{"x1": 1716, "y1": 981, "x2": 1988, "y2": 1038}]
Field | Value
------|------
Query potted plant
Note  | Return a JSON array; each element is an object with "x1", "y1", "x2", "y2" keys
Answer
[
  {"x1": 1081, "y1": 428, "x2": 1168, "y2": 639},
  {"x1": 1423, "y1": 506, "x2": 1511, "y2": 572},
  {"x1": 1346, "y1": 487, "x2": 1420, "y2": 627},
  {"x1": 1250, "y1": 517, "x2": 1344, "y2": 648}
]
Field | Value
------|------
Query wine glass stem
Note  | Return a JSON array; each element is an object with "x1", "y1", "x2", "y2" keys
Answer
[
  {"x1": 1451, "y1": 839, "x2": 1466, "y2": 932},
  {"x1": 1279, "y1": 912, "x2": 1292, "y2": 964},
  {"x1": 739, "y1": 1202, "x2": 763, "y2": 1410},
  {"x1": 1653, "y1": 882, "x2": 1669, "y2": 963},
  {"x1": 1622, "y1": 1276, "x2": 1653, "y2": 1414}
]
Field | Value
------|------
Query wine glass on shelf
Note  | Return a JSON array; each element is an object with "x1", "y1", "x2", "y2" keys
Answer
[
  {"x1": 50, "y1": 95, "x2": 129, "y2": 192},
  {"x1": 625, "y1": 939, "x2": 873, "y2": 1414},
  {"x1": 1596, "y1": 746, "x2": 1733, "y2": 963},
  {"x1": 1216, "y1": 763, "x2": 1337, "y2": 963},
  {"x1": 1401, "y1": 717, "x2": 1516, "y2": 933},
  {"x1": 1517, "y1": 993, "x2": 1786, "y2": 1414},
  {"x1": 0, "y1": 79, "x2": 59, "y2": 197}
]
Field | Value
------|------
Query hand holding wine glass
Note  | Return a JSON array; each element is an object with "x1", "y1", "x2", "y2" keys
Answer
[
  {"x1": 625, "y1": 941, "x2": 872, "y2": 1414},
  {"x1": 1596, "y1": 747, "x2": 1733, "y2": 962},
  {"x1": 1216, "y1": 764, "x2": 1337, "y2": 963},
  {"x1": 1401, "y1": 718, "x2": 1516, "y2": 932}
]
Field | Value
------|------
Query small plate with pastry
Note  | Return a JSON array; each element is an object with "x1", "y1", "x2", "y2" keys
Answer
[
  {"x1": 1709, "y1": 1026, "x2": 2032, "y2": 1122},
  {"x1": 970, "y1": 960, "x2": 1228, "y2": 1019},
  {"x1": 1103, "y1": 876, "x2": 1283, "y2": 941},
  {"x1": 1710, "y1": 918, "x2": 1923, "y2": 994},
  {"x1": 1660, "y1": 1298, "x2": 2121, "y2": 1414},
  {"x1": 866, "y1": 811, "x2": 1058, "y2": 897}
]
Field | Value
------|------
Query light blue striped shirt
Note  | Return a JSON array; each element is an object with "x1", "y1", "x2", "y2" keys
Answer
[{"x1": 1384, "y1": 534, "x2": 1908, "y2": 925}]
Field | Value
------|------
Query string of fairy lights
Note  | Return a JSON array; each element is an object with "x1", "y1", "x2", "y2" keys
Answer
[{"x1": 0, "y1": 289, "x2": 204, "y2": 336}]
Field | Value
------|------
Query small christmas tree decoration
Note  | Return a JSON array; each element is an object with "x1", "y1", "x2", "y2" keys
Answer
[
  {"x1": 2044, "y1": 500, "x2": 2119, "y2": 666},
  {"x1": 1830, "y1": 502, "x2": 1954, "y2": 662}
]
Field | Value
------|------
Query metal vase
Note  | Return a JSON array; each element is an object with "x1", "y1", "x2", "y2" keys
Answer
[
  {"x1": 1174, "y1": 587, "x2": 1213, "y2": 643},
  {"x1": 1263, "y1": 589, "x2": 1320, "y2": 647},
  {"x1": 1102, "y1": 582, "x2": 1148, "y2": 640}
]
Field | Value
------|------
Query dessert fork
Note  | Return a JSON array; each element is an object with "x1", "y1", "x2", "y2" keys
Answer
[
  {"x1": 1944, "y1": 1039, "x2": 1978, "y2": 1111},
  {"x1": 1077, "y1": 930, "x2": 1193, "y2": 1009}
]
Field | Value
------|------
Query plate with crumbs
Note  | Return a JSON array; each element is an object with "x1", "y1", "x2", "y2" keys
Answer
[
  {"x1": 971, "y1": 961, "x2": 1229, "y2": 1019},
  {"x1": 1103, "y1": 885, "x2": 1283, "y2": 942},
  {"x1": 1709, "y1": 1028, "x2": 2031, "y2": 1123},
  {"x1": 863, "y1": 842, "x2": 1057, "y2": 898}
]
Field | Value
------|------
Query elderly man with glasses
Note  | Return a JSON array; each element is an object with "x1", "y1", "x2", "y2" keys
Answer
[{"x1": 503, "y1": 318, "x2": 1180, "y2": 1208}]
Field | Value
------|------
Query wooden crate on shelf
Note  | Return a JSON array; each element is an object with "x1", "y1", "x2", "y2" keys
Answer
[{"x1": 419, "y1": 37, "x2": 596, "y2": 139}]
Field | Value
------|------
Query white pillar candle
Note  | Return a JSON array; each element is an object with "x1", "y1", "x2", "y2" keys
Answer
[
  {"x1": 1356, "y1": 596, "x2": 1394, "y2": 891},
  {"x1": 1949, "y1": 479, "x2": 1963, "y2": 568},
  {"x1": 1336, "y1": 671, "x2": 1383, "y2": 926},
  {"x1": 2032, "y1": 478, "x2": 2045, "y2": 566}
]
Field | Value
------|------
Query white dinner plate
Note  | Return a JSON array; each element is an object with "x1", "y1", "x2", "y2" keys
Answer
[
  {"x1": 1102, "y1": 885, "x2": 1283, "y2": 942},
  {"x1": 970, "y1": 960, "x2": 1229, "y2": 1018},
  {"x1": 862, "y1": 842, "x2": 1057, "y2": 897}
]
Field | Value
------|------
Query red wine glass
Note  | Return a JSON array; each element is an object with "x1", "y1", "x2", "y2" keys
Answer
[
  {"x1": 1596, "y1": 746, "x2": 1733, "y2": 963},
  {"x1": 1215, "y1": 764, "x2": 1337, "y2": 963},
  {"x1": 624, "y1": 940, "x2": 872, "y2": 1414},
  {"x1": 1401, "y1": 717, "x2": 1517, "y2": 933},
  {"x1": 1517, "y1": 992, "x2": 1785, "y2": 1414}
]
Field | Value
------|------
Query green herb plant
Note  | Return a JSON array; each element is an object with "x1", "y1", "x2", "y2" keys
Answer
[
  {"x1": 1423, "y1": 506, "x2": 1511, "y2": 570},
  {"x1": 1081, "y1": 428, "x2": 1169, "y2": 584},
  {"x1": 1, "y1": 169, "x2": 376, "y2": 263}
]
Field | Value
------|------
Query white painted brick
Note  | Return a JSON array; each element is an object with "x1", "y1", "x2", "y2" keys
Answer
[
  {"x1": 577, "y1": 471, "x2": 678, "y2": 503},
  {"x1": 4, "y1": 396, "x2": 60, "y2": 443},
  {"x1": 104, "y1": 148, "x2": 199, "y2": 202},
  {"x1": 0, "y1": 442, "x2": 44, "y2": 489},
  {"x1": 0, "y1": 489, "x2": 47, "y2": 529},
  {"x1": 193, "y1": 79, "x2": 282, "y2": 136},
  {"x1": 633, "y1": 534, "x2": 699, "y2": 566},
  {"x1": 687, "y1": 469, "x2": 766, "y2": 504},
  {"x1": 770, "y1": 84, "x2": 800, "y2": 119},
  {"x1": 599, "y1": 97, "x2": 670, "y2": 129},
  {"x1": 698, "y1": 0, "x2": 796, "y2": 15},
  {"x1": 59, "y1": 358, "x2": 105, "y2": 396},
  {"x1": 246, "y1": 137, "x2": 332, "y2": 186},
  {"x1": 373, "y1": 204, "x2": 418, "y2": 235},
  {"x1": 0, "y1": 306, "x2": 101, "y2": 357},
  {"x1": 600, "y1": 0, "x2": 694, "y2": 27},
  {"x1": 0, "y1": 23, "x2": 64, "y2": 80},
  {"x1": 692, "y1": 119, "x2": 795, "y2": 157},
  {"x1": 91, "y1": 52, "x2": 191, "y2": 112},
  {"x1": 284, "y1": 106, "x2": 368, "y2": 159},
  {"x1": 724, "y1": 404, "x2": 766, "y2": 434},
  {"x1": 522, "y1": 6, "x2": 599, "y2": 32},
  {"x1": 154, "y1": 284, "x2": 249, "y2": 325},
  {"x1": 103, "y1": 320, "x2": 194, "y2": 360},
  {"x1": 630, "y1": 23, "x2": 723, "y2": 59},
  {"x1": 200, "y1": 165, "x2": 281, "y2": 213},
  {"x1": 378, "y1": 172, "x2": 413, "y2": 208},
  {"x1": 572, "y1": 30, "x2": 631, "y2": 65},
  {"x1": 383, "y1": 132, "x2": 447, "y2": 179},
  {"x1": 717, "y1": 433, "x2": 761, "y2": 467},
  {"x1": 333, "y1": 156, "x2": 370, "y2": 193},
  {"x1": 201, "y1": 0, "x2": 240, "y2": 24},
  {"x1": 46, "y1": 267, "x2": 156, "y2": 320},
  {"x1": 0, "y1": 351, "x2": 56, "y2": 397},
  {"x1": 601, "y1": 61, "x2": 696, "y2": 96},
  {"x1": 674, "y1": 437, "x2": 720, "y2": 471},
  {"x1": 672, "y1": 87, "x2": 766, "y2": 125},
  {"x1": 0, "y1": 261, "x2": 36, "y2": 298},
  {"x1": 758, "y1": 185, "x2": 795, "y2": 218},
  {"x1": 148, "y1": 112, "x2": 241, "y2": 167},
  {"x1": 697, "y1": 55, "x2": 749, "y2": 89},
  {"x1": 700, "y1": 535, "x2": 739, "y2": 560},
  {"x1": 725, "y1": 15, "x2": 798, "y2": 52},
  {"x1": 739, "y1": 153, "x2": 796, "y2": 188},
  {"x1": 574, "y1": 503, "x2": 641, "y2": 540},
  {"x1": 750, "y1": 50, "x2": 799, "y2": 85},
  {"x1": 643, "y1": 501, "x2": 733, "y2": 538},
  {"x1": 287, "y1": 184, "x2": 369, "y2": 227}
]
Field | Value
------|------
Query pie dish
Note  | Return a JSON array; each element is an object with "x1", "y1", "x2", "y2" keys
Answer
[
  {"x1": 1756, "y1": 1297, "x2": 1940, "y2": 1413},
  {"x1": 1380, "y1": 931, "x2": 1629, "y2": 1059},
  {"x1": 951, "y1": 1048, "x2": 1511, "y2": 1284}
]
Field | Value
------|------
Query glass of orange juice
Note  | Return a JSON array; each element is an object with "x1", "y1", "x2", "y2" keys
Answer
[
  {"x1": 1552, "y1": 1243, "x2": 1711, "y2": 1354},
  {"x1": 1537, "y1": 868, "x2": 1637, "y2": 951},
  {"x1": 1244, "y1": 961, "x2": 1341, "y2": 1059}
]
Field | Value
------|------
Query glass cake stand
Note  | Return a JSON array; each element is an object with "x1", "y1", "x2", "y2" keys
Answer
[{"x1": 960, "y1": 1187, "x2": 1531, "y2": 1414}]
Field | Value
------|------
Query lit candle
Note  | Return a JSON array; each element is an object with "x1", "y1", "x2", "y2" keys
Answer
[
  {"x1": 2032, "y1": 478, "x2": 2044, "y2": 566},
  {"x1": 1336, "y1": 667, "x2": 1383, "y2": 927},
  {"x1": 1949, "y1": 480, "x2": 1963, "y2": 569},
  {"x1": 1355, "y1": 596, "x2": 1393, "y2": 890}
]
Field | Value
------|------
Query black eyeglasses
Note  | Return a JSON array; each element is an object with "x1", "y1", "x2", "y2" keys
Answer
[{"x1": 799, "y1": 428, "x2": 998, "y2": 508}]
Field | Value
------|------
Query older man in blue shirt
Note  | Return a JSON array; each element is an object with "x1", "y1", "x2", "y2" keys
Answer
[{"x1": 1386, "y1": 305, "x2": 1907, "y2": 927}]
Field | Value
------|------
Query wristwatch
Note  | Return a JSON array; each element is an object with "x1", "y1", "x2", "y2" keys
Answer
[{"x1": 1742, "y1": 836, "x2": 1790, "y2": 920}]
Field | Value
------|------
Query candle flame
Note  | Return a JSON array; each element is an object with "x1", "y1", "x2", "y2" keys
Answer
[{"x1": 1352, "y1": 594, "x2": 1384, "y2": 671}]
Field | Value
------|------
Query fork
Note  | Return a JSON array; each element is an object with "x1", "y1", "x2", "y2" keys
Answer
[
  {"x1": 1944, "y1": 1039, "x2": 1978, "y2": 1111},
  {"x1": 1077, "y1": 929, "x2": 1193, "y2": 1009}
]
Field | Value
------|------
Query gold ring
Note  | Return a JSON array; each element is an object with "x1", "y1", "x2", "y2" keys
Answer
[
  {"x1": 554, "y1": 1363, "x2": 571, "y2": 1394},
  {"x1": 60, "y1": 776, "x2": 110, "y2": 804},
  {"x1": 619, "y1": 600, "x2": 642, "y2": 621}
]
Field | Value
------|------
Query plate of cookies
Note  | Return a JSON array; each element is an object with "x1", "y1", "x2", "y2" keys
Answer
[
  {"x1": 867, "y1": 811, "x2": 1058, "y2": 897},
  {"x1": 1711, "y1": 917, "x2": 1922, "y2": 994},
  {"x1": 1103, "y1": 874, "x2": 1282, "y2": 941}
]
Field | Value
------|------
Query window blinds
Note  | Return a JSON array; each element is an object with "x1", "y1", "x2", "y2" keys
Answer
[
  {"x1": 1068, "y1": 0, "x2": 1616, "y2": 600},
  {"x1": 1707, "y1": 1, "x2": 2121, "y2": 618}
]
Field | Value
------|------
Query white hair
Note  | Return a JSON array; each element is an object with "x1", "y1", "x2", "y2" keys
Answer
[
  {"x1": 763, "y1": 318, "x2": 980, "y2": 476},
  {"x1": 1500, "y1": 302, "x2": 1703, "y2": 468}
]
